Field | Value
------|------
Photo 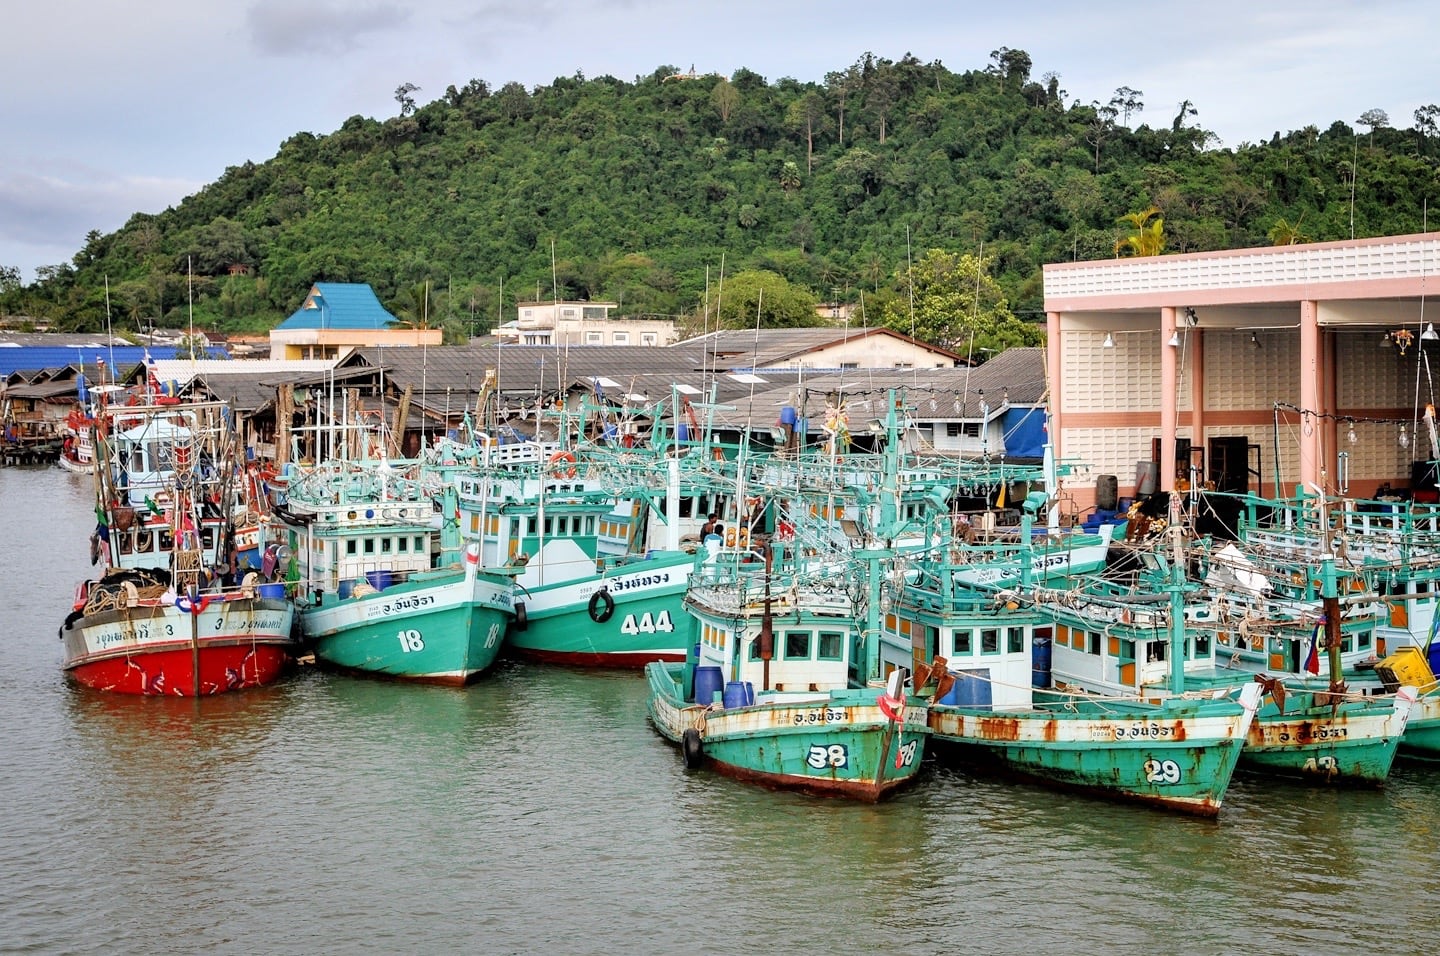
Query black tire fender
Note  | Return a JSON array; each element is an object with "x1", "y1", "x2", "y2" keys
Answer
[
  {"x1": 681, "y1": 728, "x2": 703, "y2": 769},
  {"x1": 513, "y1": 601, "x2": 528, "y2": 632},
  {"x1": 588, "y1": 588, "x2": 615, "y2": 623}
]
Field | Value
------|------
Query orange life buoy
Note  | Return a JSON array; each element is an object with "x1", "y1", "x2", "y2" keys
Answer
[
  {"x1": 725, "y1": 529, "x2": 737, "y2": 547},
  {"x1": 548, "y1": 450, "x2": 577, "y2": 479}
]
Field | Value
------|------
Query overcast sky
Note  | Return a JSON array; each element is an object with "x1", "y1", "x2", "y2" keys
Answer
[{"x1": 2, "y1": 0, "x2": 1433, "y2": 283}]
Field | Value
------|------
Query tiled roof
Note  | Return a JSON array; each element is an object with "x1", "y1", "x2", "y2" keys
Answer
[{"x1": 277, "y1": 283, "x2": 399, "y2": 330}]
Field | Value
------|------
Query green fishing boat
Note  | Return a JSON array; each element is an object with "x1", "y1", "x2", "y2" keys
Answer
[{"x1": 278, "y1": 455, "x2": 515, "y2": 684}]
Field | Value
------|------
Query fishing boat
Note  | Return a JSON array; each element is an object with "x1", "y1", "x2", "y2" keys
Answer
[
  {"x1": 1029, "y1": 535, "x2": 1418, "y2": 786},
  {"x1": 276, "y1": 452, "x2": 516, "y2": 685},
  {"x1": 646, "y1": 391, "x2": 935, "y2": 800},
  {"x1": 454, "y1": 437, "x2": 698, "y2": 667},
  {"x1": 646, "y1": 543, "x2": 928, "y2": 800},
  {"x1": 59, "y1": 396, "x2": 297, "y2": 695},
  {"x1": 880, "y1": 515, "x2": 1263, "y2": 816}
]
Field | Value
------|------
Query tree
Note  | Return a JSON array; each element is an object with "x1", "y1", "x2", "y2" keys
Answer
[
  {"x1": 824, "y1": 66, "x2": 859, "y2": 146},
  {"x1": 702, "y1": 270, "x2": 821, "y2": 329},
  {"x1": 1172, "y1": 99, "x2": 1197, "y2": 132},
  {"x1": 0, "y1": 264, "x2": 20, "y2": 294},
  {"x1": 711, "y1": 77, "x2": 739, "y2": 123},
  {"x1": 1110, "y1": 86, "x2": 1144, "y2": 128},
  {"x1": 1085, "y1": 102, "x2": 1118, "y2": 172},
  {"x1": 877, "y1": 249, "x2": 1034, "y2": 352},
  {"x1": 1414, "y1": 104, "x2": 1440, "y2": 138},
  {"x1": 988, "y1": 47, "x2": 1033, "y2": 90},
  {"x1": 1267, "y1": 215, "x2": 1311, "y2": 246},
  {"x1": 786, "y1": 91, "x2": 827, "y2": 172},
  {"x1": 778, "y1": 160, "x2": 802, "y2": 193},
  {"x1": 394, "y1": 82, "x2": 420, "y2": 117},
  {"x1": 1356, "y1": 108, "x2": 1390, "y2": 135},
  {"x1": 1114, "y1": 206, "x2": 1165, "y2": 257},
  {"x1": 866, "y1": 66, "x2": 899, "y2": 143}
]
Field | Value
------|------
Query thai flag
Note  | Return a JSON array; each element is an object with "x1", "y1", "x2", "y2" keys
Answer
[{"x1": 1304, "y1": 621, "x2": 1322, "y2": 675}]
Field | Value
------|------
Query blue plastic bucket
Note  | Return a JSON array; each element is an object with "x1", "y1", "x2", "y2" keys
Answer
[
  {"x1": 693, "y1": 666, "x2": 724, "y2": 706},
  {"x1": 256, "y1": 583, "x2": 285, "y2": 600},
  {"x1": 338, "y1": 579, "x2": 356, "y2": 600},
  {"x1": 1031, "y1": 636, "x2": 1053, "y2": 688},
  {"x1": 676, "y1": 423, "x2": 690, "y2": 442},
  {"x1": 365, "y1": 570, "x2": 394, "y2": 592},
  {"x1": 1428, "y1": 642, "x2": 1440, "y2": 677},
  {"x1": 940, "y1": 669, "x2": 993, "y2": 709},
  {"x1": 723, "y1": 680, "x2": 755, "y2": 709}
]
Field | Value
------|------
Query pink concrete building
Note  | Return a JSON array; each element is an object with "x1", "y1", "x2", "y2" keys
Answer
[{"x1": 1043, "y1": 232, "x2": 1440, "y2": 511}]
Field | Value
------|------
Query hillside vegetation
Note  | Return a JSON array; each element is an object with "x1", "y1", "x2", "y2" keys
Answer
[{"x1": 3, "y1": 50, "x2": 1437, "y2": 354}]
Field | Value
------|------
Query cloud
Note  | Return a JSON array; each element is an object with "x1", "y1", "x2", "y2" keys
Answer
[
  {"x1": 0, "y1": 165, "x2": 201, "y2": 259},
  {"x1": 246, "y1": 1, "x2": 413, "y2": 55}
]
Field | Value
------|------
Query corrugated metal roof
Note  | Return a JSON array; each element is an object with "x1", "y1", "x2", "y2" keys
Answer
[
  {"x1": 277, "y1": 283, "x2": 399, "y2": 330},
  {"x1": 0, "y1": 343, "x2": 226, "y2": 378}
]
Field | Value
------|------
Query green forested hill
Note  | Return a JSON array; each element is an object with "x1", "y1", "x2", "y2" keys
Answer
[{"x1": 5, "y1": 50, "x2": 1438, "y2": 350}]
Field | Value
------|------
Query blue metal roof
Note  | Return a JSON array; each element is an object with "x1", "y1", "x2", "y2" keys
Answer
[
  {"x1": 0, "y1": 345, "x2": 226, "y2": 378},
  {"x1": 277, "y1": 283, "x2": 399, "y2": 330}
]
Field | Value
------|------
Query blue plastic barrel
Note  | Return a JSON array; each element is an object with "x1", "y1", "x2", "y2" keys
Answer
[
  {"x1": 257, "y1": 583, "x2": 285, "y2": 600},
  {"x1": 338, "y1": 579, "x2": 356, "y2": 600},
  {"x1": 693, "y1": 666, "x2": 723, "y2": 706},
  {"x1": 1031, "y1": 636, "x2": 1053, "y2": 688},
  {"x1": 365, "y1": 569, "x2": 394, "y2": 592},
  {"x1": 779, "y1": 405, "x2": 797, "y2": 425},
  {"x1": 939, "y1": 669, "x2": 993, "y2": 709},
  {"x1": 676, "y1": 423, "x2": 690, "y2": 442},
  {"x1": 1428, "y1": 642, "x2": 1440, "y2": 677},
  {"x1": 723, "y1": 680, "x2": 754, "y2": 709}
]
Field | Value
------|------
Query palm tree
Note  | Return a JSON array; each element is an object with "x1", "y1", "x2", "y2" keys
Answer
[
  {"x1": 1267, "y1": 216, "x2": 1311, "y2": 246},
  {"x1": 1114, "y1": 206, "x2": 1165, "y2": 257},
  {"x1": 393, "y1": 281, "x2": 436, "y2": 330}
]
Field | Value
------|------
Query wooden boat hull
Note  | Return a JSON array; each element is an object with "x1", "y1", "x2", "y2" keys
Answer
[
  {"x1": 1240, "y1": 691, "x2": 1417, "y2": 784},
  {"x1": 646, "y1": 662, "x2": 928, "y2": 801},
  {"x1": 301, "y1": 567, "x2": 513, "y2": 685},
  {"x1": 504, "y1": 554, "x2": 694, "y2": 667},
  {"x1": 62, "y1": 596, "x2": 295, "y2": 696},
  {"x1": 930, "y1": 684, "x2": 1263, "y2": 818}
]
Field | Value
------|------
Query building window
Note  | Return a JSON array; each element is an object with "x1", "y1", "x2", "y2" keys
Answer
[
  {"x1": 840, "y1": 362, "x2": 859, "y2": 370},
  {"x1": 641, "y1": 333, "x2": 657, "y2": 346},
  {"x1": 952, "y1": 629, "x2": 972, "y2": 655},
  {"x1": 981, "y1": 628, "x2": 1000, "y2": 654},
  {"x1": 817, "y1": 632, "x2": 843, "y2": 660},
  {"x1": 561, "y1": 307, "x2": 578, "y2": 317},
  {"x1": 586, "y1": 332, "x2": 602, "y2": 344},
  {"x1": 946, "y1": 423, "x2": 961, "y2": 437},
  {"x1": 612, "y1": 332, "x2": 630, "y2": 345},
  {"x1": 894, "y1": 362, "x2": 913, "y2": 369},
  {"x1": 1007, "y1": 627, "x2": 1024, "y2": 654},
  {"x1": 582, "y1": 306, "x2": 607, "y2": 320}
]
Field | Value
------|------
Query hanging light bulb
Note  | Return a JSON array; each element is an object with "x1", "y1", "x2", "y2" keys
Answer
[
  {"x1": 1400, "y1": 424, "x2": 1410, "y2": 449},
  {"x1": 1102, "y1": 332, "x2": 1115, "y2": 348},
  {"x1": 1347, "y1": 423, "x2": 1358, "y2": 444},
  {"x1": 1423, "y1": 323, "x2": 1439, "y2": 341},
  {"x1": 1168, "y1": 331, "x2": 1181, "y2": 347}
]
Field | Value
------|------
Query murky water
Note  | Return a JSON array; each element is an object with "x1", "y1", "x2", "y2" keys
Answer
[{"x1": 3, "y1": 465, "x2": 1437, "y2": 955}]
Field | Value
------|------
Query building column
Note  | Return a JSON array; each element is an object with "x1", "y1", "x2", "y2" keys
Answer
[
  {"x1": 1047, "y1": 310, "x2": 1063, "y2": 460},
  {"x1": 1190, "y1": 328, "x2": 1205, "y2": 484},
  {"x1": 1299, "y1": 300, "x2": 1321, "y2": 492},
  {"x1": 1160, "y1": 306, "x2": 1178, "y2": 492}
]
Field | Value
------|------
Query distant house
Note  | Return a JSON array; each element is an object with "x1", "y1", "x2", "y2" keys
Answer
[
  {"x1": 689, "y1": 327, "x2": 964, "y2": 371},
  {"x1": 497, "y1": 300, "x2": 679, "y2": 347},
  {"x1": 269, "y1": 283, "x2": 440, "y2": 360}
]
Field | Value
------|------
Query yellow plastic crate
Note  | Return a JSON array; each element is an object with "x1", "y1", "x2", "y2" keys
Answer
[{"x1": 1375, "y1": 646, "x2": 1437, "y2": 693}]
